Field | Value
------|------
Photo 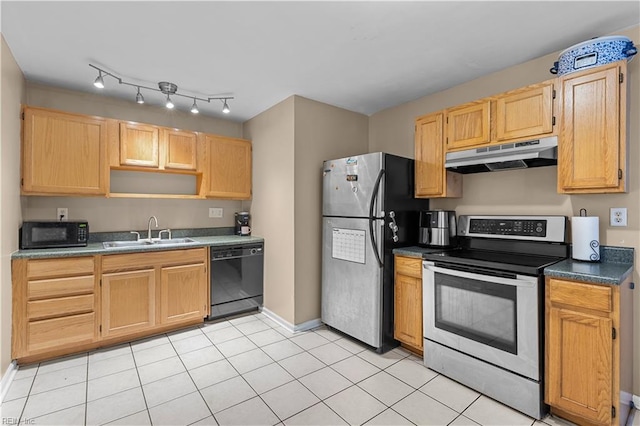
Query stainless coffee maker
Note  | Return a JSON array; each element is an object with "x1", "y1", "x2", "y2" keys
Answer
[
  {"x1": 419, "y1": 210, "x2": 457, "y2": 247},
  {"x1": 235, "y1": 212, "x2": 251, "y2": 236}
]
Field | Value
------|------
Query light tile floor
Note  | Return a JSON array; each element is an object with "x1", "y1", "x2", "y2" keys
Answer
[{"x1": 1, "y1": 311, "x2": 635, "y2": 426}]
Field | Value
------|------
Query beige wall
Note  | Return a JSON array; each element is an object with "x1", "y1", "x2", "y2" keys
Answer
[
  {"x1": 22, "y1": 83, "x2": 245, "y2": 231},
  {"x1": 243, "y1": 97, "x2": 297, "y2": 324},
  {"x1": 369, "y1": 25, "x2": 640, "y2": 394},
  {"x1": 1, "y1": 35, "x2": 26, "y2": 376},
  {"x1": 293, "y1": 96, "x2": 368, "y2": 323}
]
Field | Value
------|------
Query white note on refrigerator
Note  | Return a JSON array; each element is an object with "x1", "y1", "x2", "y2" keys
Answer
[{"x1": 332, "y1": 228, "x2": 366, "y2": 264}]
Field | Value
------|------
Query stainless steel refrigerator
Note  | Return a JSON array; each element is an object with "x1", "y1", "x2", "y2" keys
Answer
[{"x1": 321, "y1": 152, "x2": 429, "y2": 352}]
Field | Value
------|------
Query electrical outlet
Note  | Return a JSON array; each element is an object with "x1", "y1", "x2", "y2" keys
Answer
[
  {"x1": 57, "y1": 208, "x2": 68, "y2": 221},
  {"x1": 209, "y1": 208, "x2": 223, "y2": 218},
  {"x1": 610, "y1": 207, "x2": 627, "y2": 227}
]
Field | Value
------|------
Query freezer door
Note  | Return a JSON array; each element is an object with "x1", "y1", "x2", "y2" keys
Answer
[
  {"x1": 322, "y1": 152, "x2": 384, "y2": 218},
  {"x1": 321, "y1": 217, "x2": 384, "y2": 348}
]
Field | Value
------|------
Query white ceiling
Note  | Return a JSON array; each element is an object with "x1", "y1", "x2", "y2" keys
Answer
[{"x1": 2, "y1": 1, "x2": 639, "y2": 122}]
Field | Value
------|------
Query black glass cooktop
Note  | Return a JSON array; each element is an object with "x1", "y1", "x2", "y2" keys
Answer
[{"x1": 423, "y1": 248, "x2": 566, "y2": 276}]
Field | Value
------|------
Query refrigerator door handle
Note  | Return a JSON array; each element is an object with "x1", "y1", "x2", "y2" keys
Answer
[{"x1": 369, "y1": 169, "x2": 385, "y2": 267}]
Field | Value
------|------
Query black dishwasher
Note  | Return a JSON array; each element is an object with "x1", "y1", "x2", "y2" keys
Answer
[{"x1": 208, "y1": 243, "x2": 264, "y2": 320}]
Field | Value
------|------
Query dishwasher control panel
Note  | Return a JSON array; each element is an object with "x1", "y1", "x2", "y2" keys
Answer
[{"x1": 211, "y1": 244, "x2": 263, "y2": 259}]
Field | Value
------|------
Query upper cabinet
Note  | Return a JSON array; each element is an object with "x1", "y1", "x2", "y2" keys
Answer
[
  {"x1": 21, "y1": 106, "x2": 252, "y2": 199},
  {"x1": 117, "y1": 122, "x2": 197, "y2": 172},
  {"x1": 21, "y1": 107, "x2": 109, "y2": 196},
  {"x1": 444, "y1": 81, "x2": 556, "y2": 152},
  {"x1": 446, "y1": 101, "x2": 491, "y2": 150},
  {"x1": 203, "y1": 134, "x2": 252, "y2": 200},
  {"x1": 557, "y1": 61, "x2": 627, "y2": 194},
  {"x1": 496, "y1": 83, "x2": 554, "y2": 141},
  {"x1": 414, "y1": 112, "x2": 462, "y2": 198}
]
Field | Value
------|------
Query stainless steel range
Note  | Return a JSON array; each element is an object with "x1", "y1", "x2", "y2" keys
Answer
[{"x1": 422, "y1": 215, "x2": 568, "y2": 419}]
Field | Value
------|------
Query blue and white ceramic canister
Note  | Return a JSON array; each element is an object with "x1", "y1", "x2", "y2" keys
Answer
[{"x1": 550, "y1": 35, "x2": 637, "y2": 75}]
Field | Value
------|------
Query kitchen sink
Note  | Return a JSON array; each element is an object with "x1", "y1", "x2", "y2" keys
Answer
[
  {"x1": 102, "y1": 237, "x2": 198, "y2": 249},
  {"x1": 153, "y1": 238, "x2": 198, "y2": 245}
]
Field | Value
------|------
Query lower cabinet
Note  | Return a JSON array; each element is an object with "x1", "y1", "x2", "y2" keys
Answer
[
  {"x1": 12, "y1": 248, "x2": 209, "y2": 363},
  {"x1": 545, "y1": 277, "x2": 634, "y2": 426},
  {"x1": 12, "y1": 256, "x2": 98, "y2": 359},
  {"x1": 101, "y1": 269, "x2": 156, "y2": 338},
  {"x1": 394, "y1": 255, "x2": 423, "y2": 354}
]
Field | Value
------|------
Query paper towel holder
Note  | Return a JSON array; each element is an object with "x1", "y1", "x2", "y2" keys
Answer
[{"x1": 573, "y1": 208, "x2": 600, "y2": 262}]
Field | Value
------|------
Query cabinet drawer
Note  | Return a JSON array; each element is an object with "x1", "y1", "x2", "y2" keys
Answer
[
  {"x1": 27, "y1": 294, "x2": 94, "y2": 320},
  {"x1": 549, "y1": 278, "x2": 612, "y2": 312},
  {"x1": 28, "y1": 275, "x2": 94, "y2": 300},
  {"x1": 27, "y1": 312, "x2": 95, "y2": 353},
  {"x1": 395, "y1": 256, "x2": 422, "y2": 278},
  {"x1": 27, "y1": 257, "x2": 94, "y2": 279}
]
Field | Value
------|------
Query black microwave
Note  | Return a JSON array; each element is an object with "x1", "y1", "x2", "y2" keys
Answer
[{"x1": 20, "y1": 221, "x2": 89, "y2": 249}]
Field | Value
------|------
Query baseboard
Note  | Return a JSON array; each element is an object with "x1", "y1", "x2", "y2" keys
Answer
[
  {"x1": 0, "y1": 361, "x2": 18, "y2": 404},
  {"x1": 260, "y1": 308, "x2": 322, "y2": 334}
]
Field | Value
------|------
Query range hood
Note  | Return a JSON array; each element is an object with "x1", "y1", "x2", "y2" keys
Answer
[{"x1": 445, "y1": 136, "x2": 558, "y2": 174}]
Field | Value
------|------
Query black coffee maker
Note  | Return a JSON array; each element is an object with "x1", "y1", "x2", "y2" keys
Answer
[{"x1": 235, "y1": 212, "x2": 251, "y2": 236}]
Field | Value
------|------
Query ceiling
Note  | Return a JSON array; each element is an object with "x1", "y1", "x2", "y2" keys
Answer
[{"x1": 2, "y1": 1, "x2": 639, "y2": 122}]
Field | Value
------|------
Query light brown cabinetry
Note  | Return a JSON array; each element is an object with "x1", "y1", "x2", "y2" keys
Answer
[
  {"x1": 557, "y1": 61, "x2": 627, "y2": 194},
  {"x1": 101, "y1": 269, "x2": 156, "y2": 338},
  {"x1": 117, "y1": 122, "x2": 198, "y2": 171},
  {"x1": 394, "y1": 255, "x2": 423, "y2": 354},
  {"x1": 496, "y1": 83, "x2": 554, "y2": 141},
  {"x1": 21, "y1": 106, "x2": 109, "y2": 195},
  {"x1": 101, "y1": 248, "x2": 209, "y2": 339},
  {"x1": 12, "y1": 257, "x2": 98, "y2": 359},
  {"x1": 545, "y1": 277, "x2": 633, "y2": 426},
  {"x1": 12, "y1": 248, "x2": 209, "y2": 364},
  {"x1": 444, "y1": 81, "x2": 555, "y2": 152},
  {"x1": 203, "y1": 134, "x2": 252, "y2": 199},
  {"x1": 414, "y1": 112, "x2": 462, "y2": 198},
  {"x1": 446, "y1": 101, "x2": 491, "y2": 150}
]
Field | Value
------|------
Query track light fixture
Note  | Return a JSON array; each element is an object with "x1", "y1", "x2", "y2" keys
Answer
[
  {"x1": 89, "y1": 64, "x2": 234, "y2": 115},
  {"x1": 135, "y1": 87, "x2": 144, "y2": 104},
  {"x1": 93, "y1": 70, "x2": 105, "y2": 89}
]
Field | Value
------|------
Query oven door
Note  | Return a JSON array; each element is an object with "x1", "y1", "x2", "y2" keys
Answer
[{"x1": 423, "y1": 261, "x2": 540, "y2": 380}]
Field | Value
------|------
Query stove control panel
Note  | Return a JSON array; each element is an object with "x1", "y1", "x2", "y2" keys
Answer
[
  {"x1": 469, "y1": 219, "x2": 546, "y2": 237},
  {"x1": 459, "y1": 215, "x2": 567, "y2": 242}
]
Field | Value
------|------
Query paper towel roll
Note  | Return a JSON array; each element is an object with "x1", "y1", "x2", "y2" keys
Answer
[{"x1": 572, "y1": 216, "x2": 600, "y2": 261}]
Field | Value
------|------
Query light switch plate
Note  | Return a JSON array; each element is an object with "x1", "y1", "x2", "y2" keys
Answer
[
  {"x1": 209, "y1": 208, "x2": 223, "y2": 218},
  {"x1": 610, "y1": 207, "x2": 627, "y2": 227}
]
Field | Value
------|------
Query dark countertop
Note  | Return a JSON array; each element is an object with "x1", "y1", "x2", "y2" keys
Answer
[
  {"x1": 544, "y1": 246, "x2": 634, "y2": 286},
  {"x1": 392, "y1": 245, "x2": 450, "y2": 258},
  {"x1": 12, "y1": 235, "x2": 265, "y2": 259}
]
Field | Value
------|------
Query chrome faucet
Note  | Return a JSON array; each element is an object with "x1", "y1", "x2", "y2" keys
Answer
[{"x1": 147, "y1": 216, "x2": 158, "y2": 242}]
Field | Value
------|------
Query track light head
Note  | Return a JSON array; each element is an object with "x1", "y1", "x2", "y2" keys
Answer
[
  {"x1": 190, "y1": 99, "x2": 199, "y2": 114},
  {"x1": 222, "y1": 99, "x2": 230, "y2": 114},
  {"x1": 135, "y1": 87, "x2": 144, "y2": 104},
  {"x1": 94, "y1": 71, "x2": 105, "y2": 89},
  {"x1": 165, "y1": 94, "x2": 175, "y2": 109}
]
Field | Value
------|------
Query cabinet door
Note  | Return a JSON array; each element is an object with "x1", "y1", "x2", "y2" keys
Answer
[
  {"x1": 496, "y1": 83, "x2": 554, "y2": 141},
  {"x1": 101, "y1": 269, "x2": 156, "y2": 337},
  {"x1": 446, "y1": 101, "x2": 491, "y2": 150},
  {"x1": 160, "y1": 263, "x2": 207, "y2": 324},
  {"x1": 120, "y1": 122, "x2": 160, "y2": 168},
  {"x1": 415, "y1": 112, "x2": 444, "y2": 197},
  {"x1": 162, "y1": 128, "x2": 198, "y2": 170},
  {"x1": 558, "y1": 63, "x2": 623, "y2": 193},
  {"x1": 547, "y1": 306, "x2": 612, "y2": 424},
  {"x1": 22, "y1": 107, "x2": 108, "y2": 195},
  {"x1": 394, "y1": 273, "x2": 423, "y2": 350},
  {"x1": 205, "y1": 134, "x2": 252, "y2": 199}
]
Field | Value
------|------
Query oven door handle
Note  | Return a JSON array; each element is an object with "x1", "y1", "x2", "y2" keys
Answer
[{"x1": 425, "y1": 264, "x2": 537, "y2": 287}]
